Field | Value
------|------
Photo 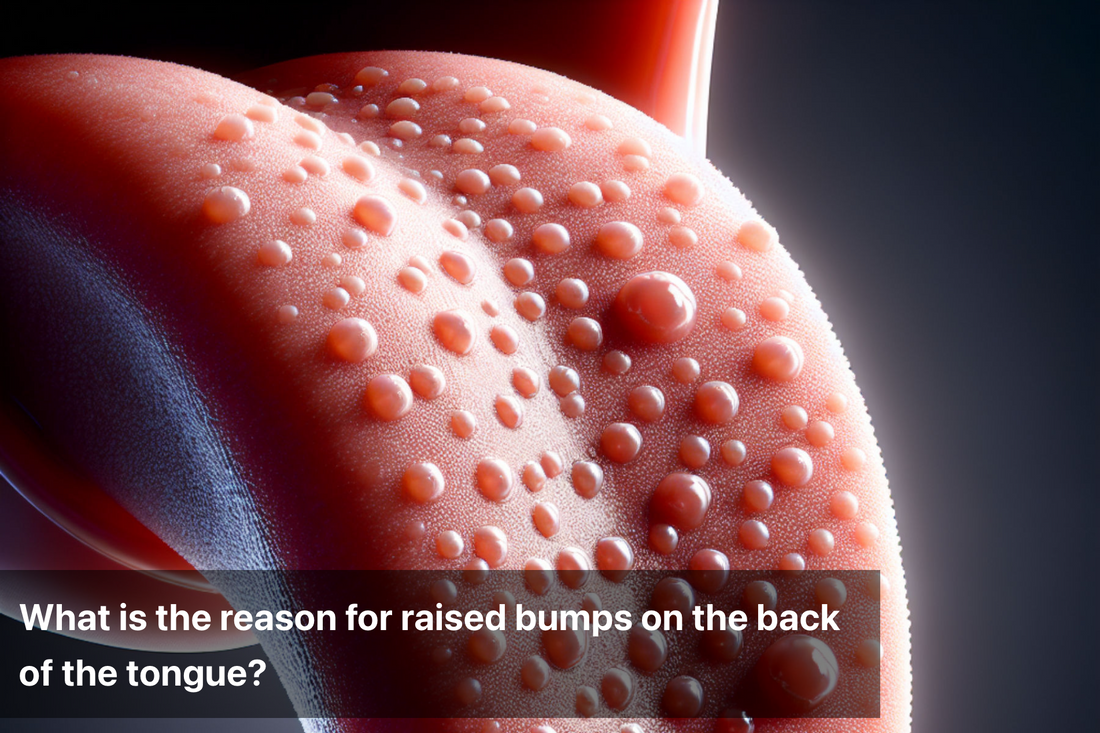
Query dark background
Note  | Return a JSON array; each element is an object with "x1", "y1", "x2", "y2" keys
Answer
[{"x1": 2, "y1": 0, "x2": 1096, "y2": 731}]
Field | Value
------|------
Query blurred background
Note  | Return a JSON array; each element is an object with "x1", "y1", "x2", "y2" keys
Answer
[{"x1": 1, "y1": 1, "x2": 1096, "y2": 731}]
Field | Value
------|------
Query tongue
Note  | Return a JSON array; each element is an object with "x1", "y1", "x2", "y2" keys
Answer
[{"x1": 0, "y1": 52, "x2": 908, "y2": 731}]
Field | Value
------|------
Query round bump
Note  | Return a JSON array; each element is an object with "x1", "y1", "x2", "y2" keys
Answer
[
  {"x1": 409, "y1": 365, "x2": 446, "y2": 399},
  {"x1": 364, "y1": 375, "x2": 413, "y2": 421},
  {"x1": 689, "y1": 548, "x2": 730, "y2": 593},
  {"x1": 614, "y1": 271, "x2": 697, "y2": 343},
  {"x1": 549, "y1": 365, "x2": 580, "y2": 396},
  {"x1": 433, "y1": 310, "x2": 478, "y2": 355},
  {"x1": 556, "y1": 279, "x2": 589, "y2": 309},
  {"x1": 572, "y1": 461, "x2": 604, "y2": 499},
  {"x1": 759, "y1": 296, "x2": 790, "y2": 321},
  {"x1": 523, "y1": 461, "x2": 547, "y2": 492},
  {"x1": 841, "y1": 447, "x2": 867, "y2": 471},
  {"x1": 569, "y1": 181, "x2": 603, "y2": 207},
  {"x1": 739, "y1": 520, "x2": 770, "y2": 550},
  {"x1": 509, "y1": 118, "x2": 537, "y2": 134},
  {"x1": 488, "y1": 164, "x2": 520, "y2": 186},
  {"x1": 649, "y1": 524, "x2": 679, "y2": 555},
  {"x1": 521, "y1": 655, "x2": 551, "y2": 690},
  {"x1": 672, "y1": 357, "x2": 700, "y2": 383},
  {"x1": 257, "y1": 239, "x2": 292, "y2": 267},
  {"x1": 559, "y1": 392, "x2": 585, "y2": 417},
  {"x1": 695, "y1": 381, "x2": 740, "y2": 424},
  {"x1": 202, "y1": 186, "x2": 250, "y2": 223},
  {"x1": 830, "y1": 491, "x2": 859, "y2": 520},
  {"x1": 826, "y1": 391, "x2": 849, "y2": 413},
  {"x1": 484, "y1": 218, "x2": 514, "y2": 242},
  {"x1": 512, "y1": 367, "x2": 540, "y2": 397},
  {"x1": 772, "y1": 446, "x2": 814, "y2": 486},
  {"x1": 855, "y1": 521, "x2": 880, "y2": 548},
  {"x1": 532, "y1": 502, "x2": 561, "y2": 538},
  {"x1": 601, "y1": 179, "x2": 631, "y2": 201},
  {"x1": 855, "y1": 639, "x2": 883, "y2": 668},
  {"x1": 755, "y1": 635, "x2": 839, "y2": 713},
  {"x1": 703, "y1": 628, "x2": 744, "y2": 663},
  {"x1": 662, "y1": 676, "x2": 704, "y2": 717},
  {"x1": 807, "y1": 420, "x2": 835, "y2": 447},
  {"x1": 525, "y1": 558, "x2": 553, "y2": 595},
  {"x1": 720, "y1": 439, "x2": 747, "y2": 466},
  {"x1": 628, "y1": 626, "x2": 668, "y2": 672},
  {"x1": 595, "y1": 537, "x2": 634, "y2": 581},
  {"x1": 680, "y1": 435, "x2": 711, "y2": 468},
  {"x1": 440, "y1": 250, "x2": 477, "y2": 284},
  {"x1": 531, "y1": 127, "x2": 571, "y2": 151},
  {"x1": 808, "y1": 529, "x2": 836, "y2": 557},
  {"x1": 476, "y1": 459, "x2": 514, "y2": 502},
  {"x1": 752, "y1": 336, "x2": 805, "y2": 381},
  {"x1": 541, "y1": 451, "x2": 564, "y2": 477},
  {"x1": 596, "y1": 221, "x2": 644, "y2": 259},
  {"x1": 617, "y1": 137, "x2": 652, "y2": 157},
  {"x1": 451, "y1": 410, "x2": 477, "y2": 439},
  {"x1": 353, "y1": 195, "x2": 396, "y2": 235},
  {"x1": 213, "y1": 114, "x2": 254, "y2": 141},
  {"x1": 512, "y1": 187, "x2": 544, "y2": 213},
  {"x1": 601, "y1": 423, "x2": 642, "y2": 463},
  {"x1": 566, "y1": 317, "x2": 603, "y2": 351},
  {"x1": 603, "y1": 350, "x2": 632, "y2": 375},
  {"x1": 455, "y1": 169, "x2": 491, "y2": 195},
  {"x1": 628, "y1": 385, "x2": 665, "y2": 422},
  {"x1": 742, "y1": 480, "x2": 774, "y2": 512},
  {"x1": 778, "y1": 553, "x2": 806, "y2": 571},
  {"x1": 601, "y1": 668, "x2": 634, "y2": 711},
  {"x1": 737, "y1": 219, "x2": 777, "y2": 252},
  {"x1": 664, "y1": 172, "x2": 704, "y2": 206},
  {"x1": 436, "y1": 530, "x2": 464, "y2": 559},
  {"x1": 815, "y1": 577, "x2": 847, "y2": 608},
  {"x1": 473, "y1": 526, "x2": 508, "y2": 567},
  {"x1": 495, "y1": 394, "x2": 524, "y2": 429},
  {"x1": 398, "y1": 266, "x2": 426, "y2": 293},
  {"x1": 490, "y1": 324, "x2": 520, "y2": 354},
  {"x1": 403, "y1": 462, "x2": 444, "y2": 504},
  {"x1": 781, "y1": 405, "x2": 809, "y2": 430},
  {"x1": 533, "y1": 223, "x2": 571, "y2": 254},
  {"x1": 327, "y1": 318, "x2": 378, "y2": 362},
  {"x1": 468, "y1": 627, "x2": 507, "y2": 665},
  {"x1": 650, "y1": 473, "x2": 712, "y2": 531},
  {"x1": 515, "y1": 292, "x2": 546, "y2": 321}
]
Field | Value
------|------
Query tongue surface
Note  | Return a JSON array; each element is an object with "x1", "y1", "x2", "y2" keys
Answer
[{"x1": 0, "y1": 52, "x2": 909, "y2": 732}]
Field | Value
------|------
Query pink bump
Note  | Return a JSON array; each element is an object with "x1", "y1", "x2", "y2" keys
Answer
[
  {"x1": 614, "y1": 271, "x2": 697, "y2": 343},
  {"x1": 353, "y1": 195, "x2": 396, "y2": 236},
  {"x1": 327, "y1": 318, "x2": 378, "y2": 362},
  {"x1": 365, "y1": 374, "x2": 413, "y2": 421},
  {"x1": 476, "y1": 459, "x2": 514, "y2": 502},
  {"x1": 596, "y1": 221, "x2": 643, "y2": 259}
]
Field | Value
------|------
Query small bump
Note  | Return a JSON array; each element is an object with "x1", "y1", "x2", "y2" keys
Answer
[
  {"x1": 737, "y1": 219, "x2": 778, "y2": 252},
  {"x1": 566, "y1": 317, "x2": 603, "y2": 351},
  {"x1": 540, "y1": 451, "x2": 564, "y2": 478},
  {"x1": 601, "y1": 423, "x2": 642, "y2": 463},
  {"x1": 509, "y1": 118, "x2": 537, "y2": 135},
  {"x1": 585, "y1": 114, "x2": 613, "y2": 131},
  {"x1": 432, "y1": 76, "x2": 459, "y2": 91},
  {"x1": 830, "y1": 491, "x2": 859, "y2": 520},
  {"x1": 668, "y1": 225, "x2": 698, "y2": 249},
  {"x1": 398, "y1": 78, "x2": 428, "y2": 94},
  {"x1": 358, "y1": 104, "x2": 380, "y2": 120},
  {"x1": 521, "y1": 656, "x2": 551, "y2": 690},
  {"x1": 628, "y1": 386, "x2": 665, "y2": 422},
  {"x1": 815, "y1": 577, "x2": 846, "y2": 607},
  {"x1": 398, "y1": 178, "x2": 427, "y2": 203},
  {"x1": 854, "y1": 521, "x2": 880, "y2": 548},
  {"x1": 342, "y1": 155, "x2": 375, "y2": 182},
  {"x1": 658, "y1": 207, "x2": 682, "y2": 224},
  {"x1": 468, "y1": 628, "x2": 507, "y2": 664},
  {"x1": 213, "y1": 114, "x2": 254, "y2": 142},
  {"x1": 651, "y1": 473, "x2": 711, "y2": 531},
  {"x1": 464, "y1": 86, "x2": 492, "y2": 103},
  {"x1": 291, "y1": 207, "x2": 316, "y2": 226},
  {"x1": 807, "y1": 420, "x2": 835, "y2": 447},
  {"x1": 649, "y1": 524, "x2": 679, "y2": 554},
  {"x1": 495, "y1": 394, "x2": 524, "y2": 429},
  {"x1": 680, "y1": 436, "x2": 710, "y2": 468},
  {"x1": 595, "y1": 537, "x2": 634, "y2": 581},
  {"x1": 440, "y1": 251, "x2": 477, "y2": 285},
  {"x1": 752, "y1": 336, "x2": 805, "y2": 381},
  {"x1": 532, "y1": 502, "x2": 561, "y2": 538},
  {"x1": 744, "y1": 580, "x2": 777, "y2": 611},
  {"x1": 525, "y1": 558, "x2": 553, "y2": 595},
  {"x1": 617, "y1": 137, "x2": 652, "y2": 158},
  {"x1": 512, "y1": 187, "x2": 544, "y2": 213},
  {"x1": 755, "y1": 635, "x2": 838, "y2": 712},
  {"x1": 322, "y1": 287, "x2": 350, "y2": 311},
  {"x1": 596, "y1": 221, "x2": 644, "y2": 259},
  {"x1": 433, "y1": 310, "x2": 477, "y2": 355},
  {"x1": 202, "y1": 186, "x2": 250, "y2": 223},
  {"x1": 403, "y1": 462, "x2": 444, "y2": 504},
  {"x1": 443, "y1": 219, "x2": 468, "y2": 240},
  {"x1": 257, "y1": 239, "x2": 292, "y2": 267},
  {"x1": 436, "y1": 530, "x2": 464, "y2": 559},
  {"x1": 739, "y1": 520, "x2": 770, "y2": 550},
  {"x1": 742, "y1": 480, "x2": 774, "y2": 512},
  {"x1": 622, "y1": 154, "x2": 650, "y2": 172},
  {"x1": 490, "y1": 324, "x2": 520, "y2": 354},
  {"x1": 554, "y1": 548, "x2": 592, "y2": 591},
  {"x1": 717, "y1": 261, "x2": 743, "y2": 281},
  {"x1": 772, "y1": 446, "x2": 814, "y2": 486},
  {"x1": 695, "y1": 381, "x2": 739, "y2": 424},
  {"x1": 474, "y1": 526, "x2": 508, "y2": 568},
  {"x1": 477, "y1": 459, "x2": 514, "y2": 502},
  {"x1": 455, "y1": 169, "x2": 491, "y2": 195},
  {"x1": 672, "y1": 357, "x2": 700, "y2": 383},
  {"x1": 455, "y1": 678, "x2": 482, "y2": 706},
  {"x1": 602, "y1": 668, "x2": 634, "y2": 711},
  {"x1": 628, "y1": 626, "x2": 668, "y2": 673},
  {"x1": 576, "y1": 686, "x2": 599, "y2": 717},
  {"x1": 364, "y1": 374, "x2": 413, "y2": 421},
  {"x1": 662, "y1": 676, "x2": 704, "y2": 718},
  {"x1": 759, "y1": 296, "x2": 790, "y2": 322},
  {"x1": 720, "y1": 439, "x2": 747, "y2": 466},
  {"x1": 569, "y1": 181, "x2": 603, "y2": 207},
  {"x1": 779, "y1": 553, "x2": 806, "y2": 571},
  {"x1": 826, "y1": 391, "x2": 849, "y2": 413},
  {"x1": 603, "y1": 350, "x2": 632, "y2": 375},
  {"x1": 276, "y1": 305, "x2": 299, "y2": 324},
  {"x1": 480, "y1": 96, "x2": 511, "y2": 113},
  {"x1": 459, "y1": 117, "x2": 487, "y2": 134},
  {"x1": 664, "y1": 172, "x2": 704, "y2": 206},
  {"x1": 560, "y1": 393, "x2": 585, "y2": 418},
  {"x1": 523, "y1": 462, "x2": 547, "y2": 492},
  {"x1": 856, "y1": 639, "x2": 883, "y2": 668},
  {"x1": 512, "y1": 367, "x2": 540, "y2": 397},
  {"x1": 353, "y1": 195, "x2": 396, "y2": 236},
  {"x1": 531, "y1": 127, "x2": 571, "y2": 152},
  {"x1": 533, "y1": 223, "x2": 570, "y2": 254},
  {"x1": 556, "y1": 279, "x2": 589, "y2": 309},
  {"x1": 451, "y1": 410, "x2": 477, "y2": 439},
  {"x1": 355, "y1": 66, "x2": 388, "y2": 86},
  {"x1": 721, "y1": 307, "x2": 747, "y2": 331},
  {"x1": 781, "y1": 405, "x2": 809, "y2": 430},
  {"x1": 453, "y1": 138, "x2": 484, "y2": 154},
  {"x1": 398, "y1": 266, "x2": 427, "y2": 293},
  {"x1": 689, "y1": 548, "x2": 730, "y2": 593},
  {"x1": 294, "y1": 130, "x2": 322, "y2": 150},
  {"x1": 572, "y1": 461, "x2": 604, "y2": 499},
  {"x1": 808, "y1": 529, "x2": 836, "y2": 556},
  {"x1": 245, "y1": 105, "x2": 277, "y2": 123},
  {"x1": 410, "y1": 365, "x2": 446, "y2": 399},
  {"x1": 515, "y1": 292, "x2": 546, "y2": 321},
  {"x1": 601, "y1": 180, "x2": 631, "y2": 202},
  {"x1": 549, "y1": 365, "x2": 580, "y2": 396},
  {"x1": 614, "y1": 271, "x2": 697, "y2": 343},
  {"x1": 327, "y1": 318, "x2": 378, "y2": 362},
  {"x1": 489, "y1": 164, "x2": 521, "y2": 186},
  {"x1": 841, "y1": 447, "x2": 867, "y2": 471},
  {"x1": 482, "y1": 219, "x2": 514, "y2": 244}
]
